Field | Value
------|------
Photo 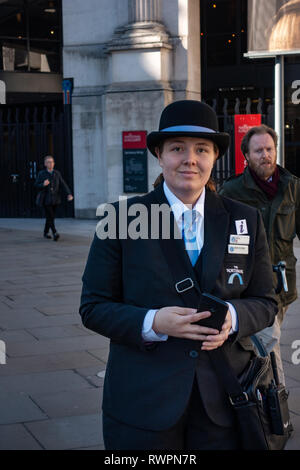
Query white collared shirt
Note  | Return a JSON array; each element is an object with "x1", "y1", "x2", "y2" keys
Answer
[
  {"x1": 142, "y1": 182, "x2": 238, "y2": 341},
  {"x1": 163, "y1": 181, "x2": 205, "y2": 256}
]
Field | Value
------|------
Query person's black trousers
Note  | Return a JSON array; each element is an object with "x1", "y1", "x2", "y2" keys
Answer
[
  {"x1": 44, "y1": 204, "x2": 58, "y2": 235},
  {"x1": 102, "y1": 379, "x2": 239, "y2": 450}
]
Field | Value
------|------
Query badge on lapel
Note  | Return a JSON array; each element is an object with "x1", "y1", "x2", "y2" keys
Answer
[
  {"x1": 228, "y1": 245, "x2": 249, "y2": 255},
  {"x1": 229, "y1": 235, "x2": 250, "y2": 245},
  {"x1": 228, "y1": 223, "x2": 250, "y2": 255},
  {"x1": 235, "y1": 219, "x2": 248, "y2": 235},
  {"x1": 226, "y1": 266, "x2": 244, "y2": 286}
]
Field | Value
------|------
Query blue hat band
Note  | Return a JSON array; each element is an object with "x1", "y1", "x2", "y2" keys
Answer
[{"x1": 160, "y1": 125, "x2": 216, "y2": 133}]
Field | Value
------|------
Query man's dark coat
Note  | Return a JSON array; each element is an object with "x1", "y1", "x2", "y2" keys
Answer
[{"x1": 35, "y1": 169, "x2": 72, "y2": 206}]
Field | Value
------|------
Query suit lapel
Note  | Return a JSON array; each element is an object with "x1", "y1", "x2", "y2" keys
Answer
[
  {"x1": 152, "y1": 185, "x2": 230, "y2": 296},
  {"x1": 195, "y1": 190, "x2": 230, "y2": 293},
  {"x1": 152, "y1": 184, "x2": 202, "y2": 297}
]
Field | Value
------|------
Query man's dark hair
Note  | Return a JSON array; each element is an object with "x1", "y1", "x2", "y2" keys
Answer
[{"x1": 241, "y1": 124, "x2": 278, "y2": 157}]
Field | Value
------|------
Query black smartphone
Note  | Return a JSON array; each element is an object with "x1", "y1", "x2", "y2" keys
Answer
[{"x1": 195, "y1": 293, "x2": 228, "y2": 331}]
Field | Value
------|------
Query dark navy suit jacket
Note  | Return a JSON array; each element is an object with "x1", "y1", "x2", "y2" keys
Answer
[{"x1": 79, "y1": 183, "x2": 277, "y2": 431}]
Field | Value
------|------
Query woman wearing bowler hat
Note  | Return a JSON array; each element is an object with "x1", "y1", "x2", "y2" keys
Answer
[{"x1": 80, "y1": 100, "x2": 277, "y2": 450}]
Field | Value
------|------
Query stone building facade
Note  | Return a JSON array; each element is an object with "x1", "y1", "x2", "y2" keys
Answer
[{"x1": 62, "y1": 0, "x2": 201, "y2": 218}]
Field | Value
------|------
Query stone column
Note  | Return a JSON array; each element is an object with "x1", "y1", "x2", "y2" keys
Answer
[
  {"x1": 0, "y1": 80, "x2": 6, "y2": 104},
  {"x1": 128, "y1": 0, "x2": 161, "y2": 23}
]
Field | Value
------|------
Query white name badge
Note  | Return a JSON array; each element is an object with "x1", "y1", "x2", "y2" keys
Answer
[
  {"x1": 228, "y1": 244, "x2": 249, "y2": 255},
  {"x1": 229, "y1": 235, "x2": 250, "y2": 245}
]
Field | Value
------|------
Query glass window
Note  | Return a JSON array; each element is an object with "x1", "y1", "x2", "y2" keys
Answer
[
  {"x1": 206, "y1": 33, "x2": 237, "y2": 66},
  {"x1": 0, "y1": 0, "x2": 61, "y2": 73},
  {"x1": 205, "y1": 0, "x2": 237, "y2": 35},
  {"x1": 202, "y1": 0, "x2": 243, "y2": 67}
]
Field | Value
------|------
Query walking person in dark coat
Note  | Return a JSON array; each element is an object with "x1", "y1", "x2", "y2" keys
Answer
[{"x1": 35, "y1": 155, "x2": 73, "y2": 241}]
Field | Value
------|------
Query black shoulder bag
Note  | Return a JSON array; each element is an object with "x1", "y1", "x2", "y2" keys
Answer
[
  {"x1": 158, "y1": 236, "x2": 293, "y2": 450},
  {"x1": 208, "y1": 342, "x2": 293, "y2": 450}
]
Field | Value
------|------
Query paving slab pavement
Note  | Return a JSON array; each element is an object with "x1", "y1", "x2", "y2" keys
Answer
[
  {"x1": 0, "y1": 218, "x2": 300, "y2": 450},
  {"x1": 0, "y1": 220, "x2": 105, "y2": 450}
]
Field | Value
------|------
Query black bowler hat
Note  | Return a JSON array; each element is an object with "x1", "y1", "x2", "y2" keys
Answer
[{"x1": 147, "y1": 100, "x2": 230, "y2": 159}]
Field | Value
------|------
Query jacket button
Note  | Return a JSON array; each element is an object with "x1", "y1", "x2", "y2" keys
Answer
[{"x1": 189, "y1": 350, "x2": 199, "y2": 358}]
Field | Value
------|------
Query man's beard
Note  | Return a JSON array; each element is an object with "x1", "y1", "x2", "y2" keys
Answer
[{"x1": 248, "y1": 159, "x2": 277, "y2": 181}]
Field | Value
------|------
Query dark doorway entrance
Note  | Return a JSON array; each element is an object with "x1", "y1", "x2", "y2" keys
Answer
[{"x1": 0, "y1": 102, "x2": 74, "y2": 218}]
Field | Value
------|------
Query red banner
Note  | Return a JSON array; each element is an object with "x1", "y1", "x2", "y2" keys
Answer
[
  {"x1": 234, "y1": 114, "x2": 262, "y2": 175},
  {"x1": 122, "y1": 131, "x2": 147, "y2": 149}
]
